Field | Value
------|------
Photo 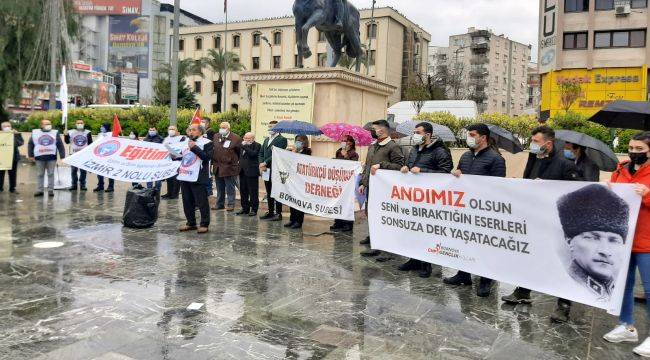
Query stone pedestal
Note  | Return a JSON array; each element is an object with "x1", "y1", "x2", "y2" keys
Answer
[{"x1": 240, "y1": 68, "x2": 396, "y2": 158}]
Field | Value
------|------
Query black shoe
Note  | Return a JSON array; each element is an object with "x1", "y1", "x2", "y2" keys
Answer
[
  {"x1": 0, "y1": 188, "x2": 4, "y2": 192},
  {"x1": 501, "y1": 288, "x2": 532, "y2": 304},
  {"x1": 9, "y1": 189, "x2": 17, "y2": 194},
  {"x1": 330, "y1": 223, "x2": 342, "y2": 230},
  {"x1": 550, "y1": 303, "x2": 571, "y2": 323},
  {"x1": 359, "y1": 236, "x2": 370, "y2": 245},
  {"x1": 290, "y1": 222, "x2": 302, "y2": 229},
  {"x1": 161, "y1": 194, "x2": 171, "y2": 199},
  {"x1": 93, "y1": 187, "x2": 103, "y2": 192},
  {"x1": 476, "y1": 278, "x2": 494, "y2": 297},
  {"x1": 248, "y1": 211, "x2": 257, "y2": 217},
  {"x1": 105, "y1": 188, "x2": 114, "y2": 193},
  {"x1": 34, "y1": 191, "x2": 44, "y2": 197},
  {"x1": 443, "y1": 271, "x2": 473, "y2": 286},
  {"x1": 236, "y1": 209, "x2": 248, "y2": 215},
  {"x1": 376, "y1": 256, "x2": 393, "y2": 263},
  {"x1": 397, "y1": 259, "x2": 420, "y2": 272},
  {"x1": 260, "y1": 212, "x2": 274, "y2": 220},
  {"x1": 68, "y1": 186, "x2": 78, "y2": 191},
  {"x1": 418, "y1": 263, "x2": 432, "y2": 278},
  {"x1": 284, "y1": 221, "x2": 296, "y2": 228},
  {"x1": 48, "y1": 191, "x2": 54, "y2": 197},
  {"x1": 361, "y1": 249, "x2": 381, "y2": 257},
  {"x1": 80, "y1": 186, "x2": 87, "y2": 191},
  {"x1": 340, "y1": 225, "x2": 353, "y2": 232},
  {"x1": 270, "y1": 214, "x2": 282, "y2": 222}
]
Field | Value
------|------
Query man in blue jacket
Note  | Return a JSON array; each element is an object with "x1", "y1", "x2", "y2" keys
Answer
[
  {"x1": 28, "y1": 119, "x2": 65, "y2": 197},
  {"x1": 442, "y1": 123, "x2": 506, "y2": 297}
]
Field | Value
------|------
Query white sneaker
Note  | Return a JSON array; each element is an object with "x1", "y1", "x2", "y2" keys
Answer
[
  {"x1": 634, "y1": 337, "x2": 650, "y2": 357},
  {"x1": 603, "y1": 325, "x2": 638, "y2": 343}
]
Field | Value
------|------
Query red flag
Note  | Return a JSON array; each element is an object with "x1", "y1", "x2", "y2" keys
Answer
[
  {"x1": 112, "y1": 113, "x2": 122, "y2": 137},
  {"x1": 191, "y1": 107, "x2": 202, "y2": 125}
]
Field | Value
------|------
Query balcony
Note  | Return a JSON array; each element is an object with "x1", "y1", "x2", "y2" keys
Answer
[
  {"x1": 471, "y1": 43, "x2": 489, "y2": 53},
  {"x1": 470, "y1": 30, "x2": 490, "y2": 39},
  {"x1": 470, "y1": 56, "x2": 489, "y2": 65},
  {"x1": 470, "y1": 68, "x2": 488, "y2": 78},
  {"x1": 470, "y1": 79, "x2": 488, "y2": 87}
]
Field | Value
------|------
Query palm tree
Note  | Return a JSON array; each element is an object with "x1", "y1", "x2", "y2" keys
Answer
[{"x1": 202, "y1": 49, "x2": 246, "y2": 112}]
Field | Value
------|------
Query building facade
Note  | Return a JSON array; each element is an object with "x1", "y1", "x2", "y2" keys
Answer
[
  {"x1": 527, "y1": 62, "x2": 541, "y2": 114},
  {"x1": 538, "y1": 0, "x2": 649, "y2": 120},
  {"x1": 428, "y1": 28, "x2": 531, "y2": 115},
  {"x1": 175, "y1": 7, "x2": 431, "y2": 113}
]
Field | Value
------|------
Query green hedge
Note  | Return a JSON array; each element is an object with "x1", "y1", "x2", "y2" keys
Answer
[{"x1": 20, "y1": 106, "x2": 251, "y2": 137}]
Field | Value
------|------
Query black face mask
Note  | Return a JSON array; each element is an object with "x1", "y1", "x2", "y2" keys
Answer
[
  {"x1": 370, "y1": 129, "x2": 378, "y2": 139},
  {"x1": 630, "y1": 152, "x2": 649, "y2": 165}
]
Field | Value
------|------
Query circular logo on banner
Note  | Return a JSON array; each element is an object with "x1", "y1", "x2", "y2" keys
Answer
[
  {"x1": 73, "y1": 135, "x2": 87, "y2": 147},
  {"x1": 94, "y1": 140, "x2": 121, "y2": 157},
  {"x1": 38, "y1": 135, "x2": 55, "y2": 146},
  {"x1": 181, "y1": 152, "x2": 198, "y2": 167}
]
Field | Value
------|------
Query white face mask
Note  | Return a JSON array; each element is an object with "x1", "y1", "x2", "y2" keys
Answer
[
  {"x1": 43, "y1": 125, "x2": 52, "y2": 131},
  {"x1": 412, "y1": 133, "x2": 424, "y2": 145},
  {"x1": 268, "y1": 130, "x2": 276, "y2": 136},
  {"x1": 168, "y1": 130, "x2": 176, "y2": 137},
  {"x1": 129, "y1": 133, "x2": 136, "y2": 139},
  {"x1": 466, "y1": 136, "x2": 478, "y2": 149},
  {"x1": 76, "y1": 124, "x2": 84, "y2": 130},
  {"x1": 2, "y1": 127, "x2": 11, "y2": 132},
  {"x1": 219, "y1": 128, "x2": 228, "y2": 136}
]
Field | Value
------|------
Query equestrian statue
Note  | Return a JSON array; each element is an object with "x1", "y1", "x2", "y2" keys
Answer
[{"x1": 293, "y1": 0, "x2": 364, "y2": 72}]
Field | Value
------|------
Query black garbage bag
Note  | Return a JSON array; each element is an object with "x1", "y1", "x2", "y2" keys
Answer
[{"x1": 123, "y1": 187, "x2": 160, "y2": 228}]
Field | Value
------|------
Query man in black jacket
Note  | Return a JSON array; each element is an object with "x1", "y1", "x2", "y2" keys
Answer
[
  {"x1": 443, "y1": 123, "x2": 506, "y2": 297},
  {"x1": 259, "y1": 121, "x2": 288, "y2": 221},
  {"x1": 0, "y1": 121, "x2": 24, "y2": 193},
  {"x1": 178, "y1": 124, "x2": 214, "y2": 234},
  {"x1": 237, "y1": 132, "x2": 261, "y2": 216},
  {"x1": 397, "y1": 122, "x2": 453, "y2": 277},
  {"x1": 501, "y1": 125, "x2": 581, "y2": 323}
]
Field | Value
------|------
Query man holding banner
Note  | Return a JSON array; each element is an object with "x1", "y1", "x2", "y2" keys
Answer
[
  {"x1": 359, "y1": 119, "x2": 405, "y2": 259},
  {"x1": 64, "y1": 119, "x2": 93, "y2": 191},
  {"x1": 28, "y1": 119, "x2": 65, "y2": 197},
  {"x1": 501, "y1": 125, "x2": 582, "y2": 323},
  {"x1": 0, "y1": 122, "x2": 23, "y2": 193},
  {"x1": 178, "y1": 123, "x2": 214, "y2": 234},
  {"x1": 259, "y1": 121, "x2": 288, "y2": 221},
  {"x1": 443, "y1": 124, "x2": 506, "y2": 297}
]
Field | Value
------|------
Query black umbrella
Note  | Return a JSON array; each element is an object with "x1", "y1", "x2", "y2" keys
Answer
[
  {"x1": 555, "y1": 130, "x2": 618, "y2": 171},
  {"x1": 484, "y1": 124, "x2": 524, "y2": 154},
  {"x1": 588, "y1": 100, "x2": 650, "y2": 130}
]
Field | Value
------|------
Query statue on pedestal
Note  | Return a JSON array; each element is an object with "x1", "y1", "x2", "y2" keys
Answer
[{"x1": 293, "y1": 0, "x2": 363, "y2": 71}]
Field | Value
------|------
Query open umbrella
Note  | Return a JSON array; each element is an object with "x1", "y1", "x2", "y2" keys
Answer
[
  {"x1": 271, "y1": 120, "x2": 322, "y2": 135},
  {"x1": 555, "y1": 129, "x2": 618, "y2": 171},
  {"x1": 320, "y1": 123, "x2": 373, "y2": 146},
  {"x1": 395, "y1": 121, "x2": 456, "y2": 142},
  {"x1": 486, "y1": 124, "x2": 524, "y2": 154},
  {"x1": 588, "y1": 100, "x2": 650, "y2": 130}
]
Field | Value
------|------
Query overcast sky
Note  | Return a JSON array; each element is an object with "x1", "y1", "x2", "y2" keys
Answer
[{"x1": 163, "y1": 0, "x2": 539, "y2": 57}]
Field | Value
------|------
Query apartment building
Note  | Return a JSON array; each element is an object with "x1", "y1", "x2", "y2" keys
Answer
[
  {"x1": 538, "y1": 0, "x2": 649, "y2": 120},
  {"x1": 176, "y1": 7, "x2": 431, "y2": 113},
  {"x1": 429, "y1": 28, "x2": 532, "y2": 115}
]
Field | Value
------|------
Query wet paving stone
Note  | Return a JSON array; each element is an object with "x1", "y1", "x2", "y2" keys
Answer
[{"x1": 0, "y1": 168, "x2": 647, "y2": 359}]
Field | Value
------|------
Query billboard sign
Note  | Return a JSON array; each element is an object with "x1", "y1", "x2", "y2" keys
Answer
[
  {"x1": 538, "y1": 0, "x2": 557, "y2": 74},
  {"x1": 73, "y1": 0, "x2": 141, "y2": 15},
  {"x1": 121, "y1": 73, "x2": 139, "y2": 101},
  {"x1": 108, "y1": 15, "x2": 149, "y2": 79}
]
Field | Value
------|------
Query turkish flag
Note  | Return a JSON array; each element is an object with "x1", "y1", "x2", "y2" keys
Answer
[
  {"x1": 112, "y1": 113, "x2": 122, "y2": 137},
  {"x1": 191, "y1": 107, "x2": 202, "y2": 125}
]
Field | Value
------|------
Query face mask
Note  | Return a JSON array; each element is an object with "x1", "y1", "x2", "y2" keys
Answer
[
  {"x1": 168, "y1": 130, "x2": 176, "y2": 137},
  {"x1": 295, "y1": 141, "x2": 303, "y2": 150},
  {"x1": 100, "y1": 127, "x2": 107, "y2": 133},
  {"x1": 630, "y1": 152, "x2": 649, "y2": 165},
  {"x1": 2, "y1": 127, "x2": 11, "y2": 132},
  {"x1": 370, "y1": 129, "x2": 378, "y2": 139},
  {"x1": 530, "y1": 142, "x2": 544, "y2": 155},
  {"x1": 268, "y1": 130, "x2": 276, "y2": 136},
  {"x1": 466, "y1": 136, "x2": 478, "y2": 149},
  {"x1": 76, "y1": 124, "x2": 84, "y2": 130},
  {"x1": 412, "y1": 134, "x2": 424, "y2": 145},
  {"x1": 148, "y1": 131, "x2": 157, "y2": 137},
  {"x1": 564, "y1": 149, "x2": 576, "y2": 160},
  {"x1": 219, "y1": 128, "x2": 228, "y2": 136},
  {"x1": 129, "y1": 133, "x2": 136, "y2": 139},
  {"x1": 340, "y1": 142, "x2": 347, "y2": 149},
  {"x1": 43, "y1": 125, "x2": 52, "y2": 131}
]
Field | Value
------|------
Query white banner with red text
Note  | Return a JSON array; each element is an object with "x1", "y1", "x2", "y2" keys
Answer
[
  {"x1": 64, "y1": 137, "x2": 184, "y2": 182},
  {"x1": 271, "y1": 147, "x2": 362, "y2": 221},
  {"x1": 369, "y1": 170, "x2": 642, "y2": 314}
]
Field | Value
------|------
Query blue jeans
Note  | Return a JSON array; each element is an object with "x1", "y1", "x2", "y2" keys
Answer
[{"x1": 620, "y1": 253, "x2": 650, "y2": 325}]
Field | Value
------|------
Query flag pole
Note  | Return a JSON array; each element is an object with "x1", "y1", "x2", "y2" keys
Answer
[
  {"x1": 223, "y1": 0, "x2": 228, "y2": 113},
  {"x1": 169, "y1": 0, "x2": 181, "y2": 126}
]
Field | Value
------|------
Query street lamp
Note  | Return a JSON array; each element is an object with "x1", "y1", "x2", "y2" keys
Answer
[{"x1": 261, "y1": 35, "x2": 273, "y2": 69}]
